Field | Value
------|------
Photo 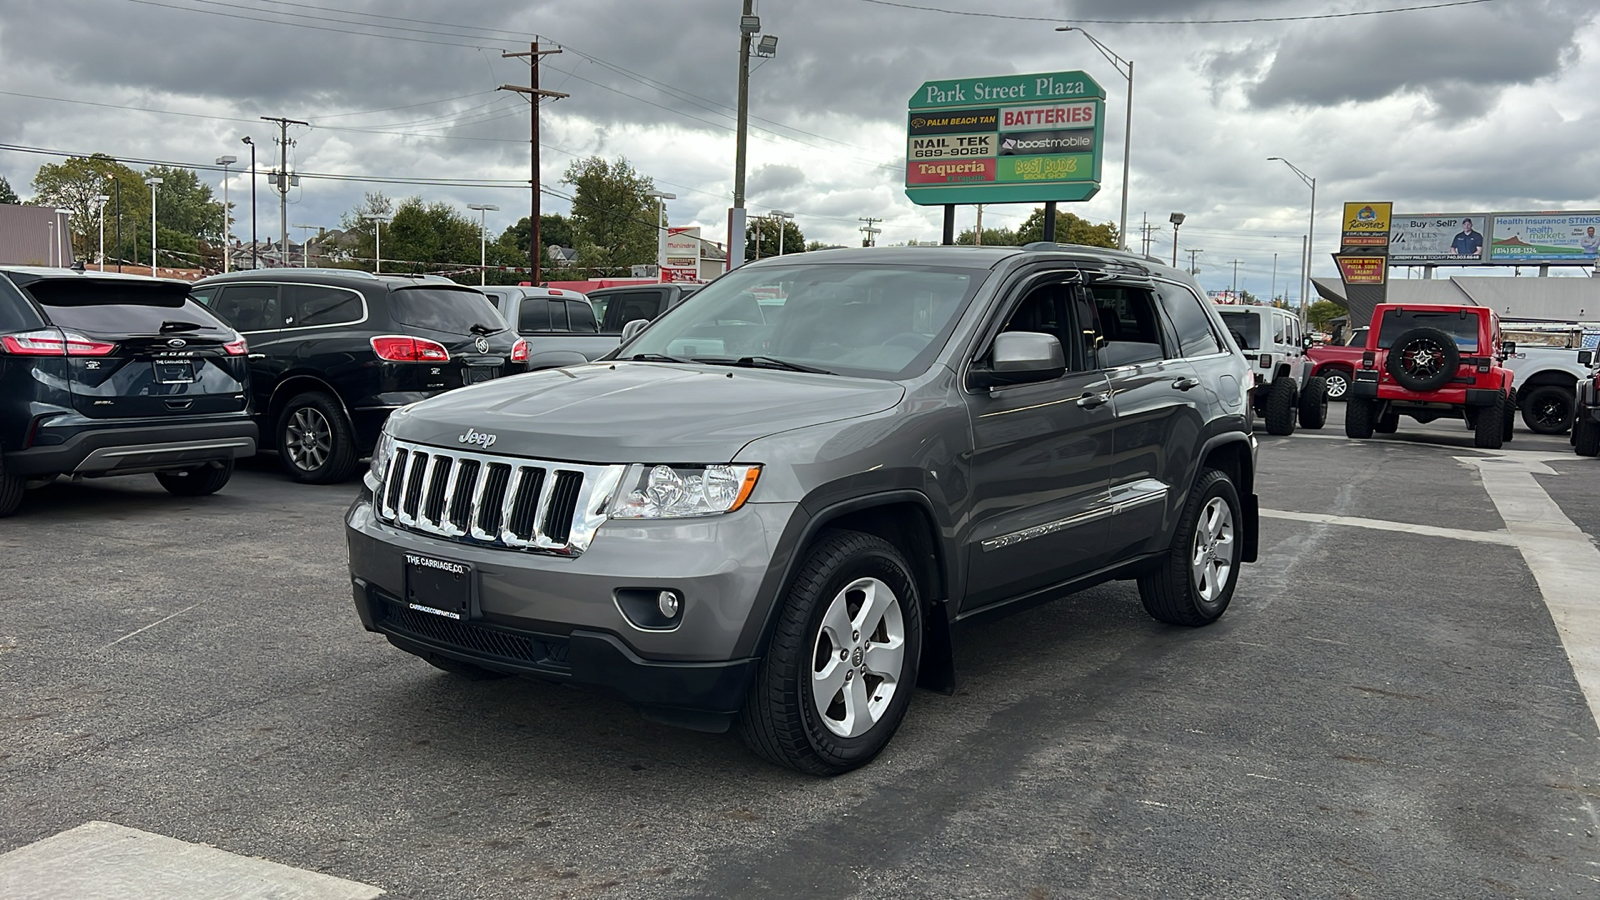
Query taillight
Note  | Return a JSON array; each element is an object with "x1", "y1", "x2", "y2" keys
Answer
[
  {"x1": 223, "y1": 336, "x2": 248, "y2": 356},
  {"x1": 1, "y1": 328, "x2": 116, "y2": 356},
  {"x1": 370, "y1": 335, "x2": 450, "y2": 362},
  {"x1": 1259, "y1": 355, "x2": 1272, "y2": 369},
  {"x1": 1361, "y1": 351, "x2": 1375, "y2": 369},
  {"x1": 510, "y1": 338, "x2": 529, "y2": 363}
]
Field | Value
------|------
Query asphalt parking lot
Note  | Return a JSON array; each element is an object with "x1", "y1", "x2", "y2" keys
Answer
[{"x1": 3, "y1": 407, "x2": 1599, "y2": 899}]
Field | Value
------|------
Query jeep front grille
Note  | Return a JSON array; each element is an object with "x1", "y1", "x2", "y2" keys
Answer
[{"x1": 376, "y1": 439, "x2": 625, "y2": 556}]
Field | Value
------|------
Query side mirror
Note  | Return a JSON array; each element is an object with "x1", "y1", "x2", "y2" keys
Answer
[
  {"x1": 1302, "y1": 335, "x2": 1314, "y2": 350},
  {"x1": 971, "y1": 331, "x2": 1065, "y2": 389},
  {"x1": 1579, "y1": 349, "x2": 1596, "y2": 367},
  {"x1": 1501, "y1": 340, "x2": 1517, "y2": 357},
  {"x1": 619, "y1": 318, "x2": 650, "y2": 345}
]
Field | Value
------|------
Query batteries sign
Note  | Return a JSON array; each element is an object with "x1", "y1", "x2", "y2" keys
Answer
[{"x1": 905, "y1": 71, "x2": 1105, "y2": 206}]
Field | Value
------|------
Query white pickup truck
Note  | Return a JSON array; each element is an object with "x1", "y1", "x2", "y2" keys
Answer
[{"x1": 1504, "y1": 325, "x2": 1600, "y2": 434}]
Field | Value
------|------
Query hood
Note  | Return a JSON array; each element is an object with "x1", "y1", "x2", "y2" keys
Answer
[{"x1": 389, "y1": 361, "x2": 906, "y2": 462}]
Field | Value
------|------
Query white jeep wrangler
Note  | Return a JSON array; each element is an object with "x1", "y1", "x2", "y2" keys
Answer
[{"x1": 1217, "y1": 305, "x2": 1328, "y2": 436}]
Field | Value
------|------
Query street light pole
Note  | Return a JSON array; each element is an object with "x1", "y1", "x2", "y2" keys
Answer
[
  {"x1": 1269, "y1": 157, "x2": 1316, "y2": 323},
  {"x1": 143, "y1": 177, "x2": 163, "y2": 276},
  {"x1": 467, "y1": 204, "x2": 499, "y2": 285},
  {"x1": 292, "y1": 224, "x2": 318, "y2": 267},
  {"x1": 242, "y1": 136, "x2": 257, "y2": 269},
  {"x1": 95, "y1": 195, "x2": 108, "y2": 271},
  {"x1": 362, "y1": 214, "x2": 392, "y2": 274},
  {"x1": 1169, "y1": 212, "x2": 1185, "y2": 267},
  {"x1": 771, "y1": 209, "x2": 794, "y2": 257},
  {"x1": 1058, "y1": 27, "x2": 1133, "y2": 251},
  {"x1": 216, "y1": 155, "x2": 237, "y2": 272},
  {"x1": 646, "y1": 190, "x2": 675, "y2": 278}
]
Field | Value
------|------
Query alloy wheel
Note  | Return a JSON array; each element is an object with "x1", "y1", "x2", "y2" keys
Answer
[
  {"x1": 810, "y1": 576, "x2": 905, "y2": 739},
  {"x1": 285, "y1": 407, "x2": 332, "y2": 472},
  {"x1": 1190, "y1": 497, "x2": 1236, "y2": 604},
  {"x1": 1324, "y1": 372, "x2": 1349, "y2": 399}
]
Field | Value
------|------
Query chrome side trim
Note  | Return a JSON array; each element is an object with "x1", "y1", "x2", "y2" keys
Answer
[{"x1": 980, "y1": 485, "x2": 1170, "y2": 552}]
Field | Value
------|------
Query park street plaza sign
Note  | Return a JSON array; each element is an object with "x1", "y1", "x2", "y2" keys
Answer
[{"x1": 905, "y1": 71, "x2": 1106, "y2": 206}]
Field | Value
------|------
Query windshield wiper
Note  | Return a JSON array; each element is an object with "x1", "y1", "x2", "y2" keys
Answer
[
  {"x1": 469, "y1": 322, "x2": 500, "y2": 335},
  {"x1": 724, "y1": 355, "x2": 836, "y2": 375},
  {"x1": 630, "y1": 352, "x2": 693, "y2": 363},
  {"x1": 159, "y1": 320, "x2": 204, "y2": 333}
]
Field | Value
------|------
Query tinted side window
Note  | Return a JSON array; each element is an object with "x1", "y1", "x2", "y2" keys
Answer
[
  {"x1": 1089, "y1": 285, "x2": 1167, "y2": 367},
  {"x1": 1158, "y1": 284, "x2": 1222, "y2": 357},
  {"x1": 1272, "y1": 314, "x2": 1286, "y2": 345},
  {"x1": 567, "y1": 300, "x2": 598, "y2": 332},
  {"x1": 519, "y1": 299, "x2": 551, "y2": 332},
  {"x1": 601, "y1": 291, "x2": 663, "y2": 331},
  {"x1": 211, "y1": 285, "x2": 282, "y2": 332},
  {"x1": 0, "y1": 275, "x2": 42, "y2": 332},
  {"x1": 289, "y1": 285, "x2": 364, "y2": 328}
]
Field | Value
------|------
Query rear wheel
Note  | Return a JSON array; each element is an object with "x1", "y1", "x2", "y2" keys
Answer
[
  {"x1": 1321, "y1": 368, "x2": 1351, "y2": 401},
  {"x1": 1345, "y1": 398, "x2": 1375, "y2": 439},
  {"x1": 1574, "y1": 416, "x2": 1600, "y2": 457},
  {"x1": 1519, "y1": 384, "x2": 1574, "y2": 435},
  {"x1": 740, "y1": 530, "x2": 922, "y2": 775},
  {"x1": 1263, "y1": 378, "x2": 1298, "y2": 436},
  {"x1": 1137, "y1": 469, "x2": 1242, "y2": 627},
  {"x1": 1298, "y1": 376, "x2": 1329, "y2": 429},
  {"x1": 155, "y1": 460, "x2": 234, "y2": 496},
  {"x1": 1474, "y1": 390, "x2": 1506, "y2": 449},
  {"x1": 277, "y1": 392, "x2": 360, "y2": 484},
  {"x1": 0, "y1": 468, "x2": 24, "y2": 518},
  {"x1": 1374, "y1": 409, "x2": 1400, "y2": 434}
]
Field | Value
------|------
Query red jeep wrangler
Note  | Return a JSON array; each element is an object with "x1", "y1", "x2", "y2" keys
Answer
[{"x1": 1346, "y1": 304, "x2": 1516, "y2": 449}]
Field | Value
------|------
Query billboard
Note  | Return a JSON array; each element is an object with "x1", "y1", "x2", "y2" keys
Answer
[
  {"x1": 663, "y1": 227, "x2": 701, "y2": 283},
  {"x1": 1341, "y1": 202, "x2": 1393, "y2": 249},
  {"x1": 1388, "y1": 214, "x2": 1488, "y2": 264},
  {"x1": 1335, "y1": 254, "x2": 1387, "y2": 285},
  {"x1": 905, "y1": 71, "x2": 1105, "y2": 206},
  {"x1": 1490, "y1": 212, "x2": 1600, "y2": 264}
]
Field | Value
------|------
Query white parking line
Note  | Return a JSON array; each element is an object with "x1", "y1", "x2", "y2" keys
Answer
[
  {"x1": 1460, "y1": 455, "x2": 1600, "y2": 727},
  {"x1": 1261, "y1": 508, "x2": 1517, "y2": 545}
]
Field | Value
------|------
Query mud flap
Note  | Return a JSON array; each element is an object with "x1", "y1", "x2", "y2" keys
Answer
[
  {"x1": 1241, "y1": 492, "x2": 1260, "y2": 564},
  {"x1": 917, "y1": 598, "x2": 956, "y2": 695}
]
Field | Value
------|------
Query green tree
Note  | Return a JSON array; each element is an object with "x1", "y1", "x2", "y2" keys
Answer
[
  {"x1": 746, "y1": 217, "x2": 805, "y2": 260},
  {"x1": 1014, "y1": 207, "x2": 1119, "y2": 248},
  {"x1": 1307, "y1": 299, "x2": 1343, "y2": 330},
  {"x1": 0, "y1": 176, "x2": 19, "y2": 205},
  {"x1": 494, "y1": 213, "x2": 577, "y2": 281},
  {"x1": 30, "y1": 154, "x2": 148, "y2": 265},
  {"x1": 562, "y1": 156, "x2": 657, "y2": 274},
  {"x1": 339, "y1": 192, "x2": 397, "y2": 271},
  {"x1": 143, "y1": 165, "x2": 225, "y2": 270},
  {"x1": 956, "y1": 226, "x2": 1018, "y2": 246}
]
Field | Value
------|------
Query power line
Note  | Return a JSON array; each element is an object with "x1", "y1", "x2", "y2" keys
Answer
[
  {"x1": 121, "y1": 0, "x2": 515, "y2": 50},
  {"x1": 851, "y1": 0, "x2": 1497, "y2": 25}
]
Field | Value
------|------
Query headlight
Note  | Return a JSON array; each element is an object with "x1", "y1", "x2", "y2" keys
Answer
[
  {"x1": 365, "y1": 426, "x2": 397, "y2": 493},
  {"x1": 610, "y1": 464, "x2": 760, "y2": 519}
]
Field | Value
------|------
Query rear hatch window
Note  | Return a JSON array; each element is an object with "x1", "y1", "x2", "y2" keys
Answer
[
  {"x1": 1217, "y1": 311, "x2": 1260, "y2": 350},
  {"x1": 388, "y1": 288, "x2": 507, "y2": 335},
  {"x1": 28, "y1": 279, "x2": 232, "y2": 336},
  {"x1": 1377, "y1": 310, "x2": 1480, "y2": 352}
]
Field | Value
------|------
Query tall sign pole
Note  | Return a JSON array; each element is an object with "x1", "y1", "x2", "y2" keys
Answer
[{"x1": 501, "y1": 43, "x2": 567, "y2": 285}]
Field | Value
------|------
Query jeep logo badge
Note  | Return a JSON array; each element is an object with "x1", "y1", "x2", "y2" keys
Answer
[
  {"x1": 458, "y1": 428, "x2": 497, "y2": 449},
  {"x1": 474, "y1": 336, "x2": 489, "y2": 354},
  {"x1": 167, "y1": 338, "x2": 187, "y2": 348}
]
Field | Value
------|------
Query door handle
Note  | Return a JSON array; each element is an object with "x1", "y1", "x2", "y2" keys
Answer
[
  {"x1": 1172, "y1": 377, "x2": 1201, "y2": 391},
  {"x1": 1076, "y1": 391, "x2": 1111, "y2": 409}
]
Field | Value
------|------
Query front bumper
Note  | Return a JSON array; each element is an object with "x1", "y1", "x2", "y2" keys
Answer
[
  {"x1": 5, "y1": 416, "x2": 258, "y2": 478},
  {"x1": 345, "y1": 496, "x2": 797, "y2": 729}
]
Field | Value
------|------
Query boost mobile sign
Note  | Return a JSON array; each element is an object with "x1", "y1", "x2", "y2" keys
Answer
[{"x1": 905, "y1": 71, "x2": 1106, "y2": 206}]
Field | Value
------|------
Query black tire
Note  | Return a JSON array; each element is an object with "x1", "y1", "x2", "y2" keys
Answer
[
  {"x1": 1321, "y1": 368, "x2": 1352, "y2": 402},
  {"x1": 154, "y1": 460, "x2": 235, "y2": 496},
  {"x1": 1519, "y1": 384, "x2": 1574, "y2": 435},
  {"x1": 1385, "y1": 327, "x2": 1460, "y2": 392},
  {"x1": 1137, "y1": 469, "x2": 1243, "y2": 627},
  {"x1": 0, "y1": 468, "x2": 24, "y2": 518},
  {"x1": 740, "y1": 529, "x2": 923, "y2": 776},
  {"x1": 424, "y1": 653, "x2": 512, "y2": 681},
  {"x1": 277, "y1": 392, "x2": 360, "y2": 484},
  {"x1": 1473, "y1": 389, "x2": 1505, "y2": 449},
  {"x1": 1502, "y1": 390, "x2": 1516, "y2": 443},
  {"x1": 1345, "y1": 398, "x2": 1375, "y2": 439},
  {"x1": 1263, "y1": 378, "x2": 1298, "y2": 436},
  {"x1": 1298, "y1": 376, "x2": 1329, "y2": 429},
  {"x1": 1375, "y1": 409, "x2": 1400, "y2": 434},
  {"x1": 1574, "y1": 416, "x2": 1600, "y2": 457}
]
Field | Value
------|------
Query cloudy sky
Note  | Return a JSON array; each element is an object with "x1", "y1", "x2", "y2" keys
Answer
[{"x1": 2, "y1": 0, "x2": 1597, "y2": 296}]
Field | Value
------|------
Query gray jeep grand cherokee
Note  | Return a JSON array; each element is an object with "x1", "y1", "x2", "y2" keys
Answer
[{"x1": 346, "y1": 244, "x2": 1259, "y2": 774}]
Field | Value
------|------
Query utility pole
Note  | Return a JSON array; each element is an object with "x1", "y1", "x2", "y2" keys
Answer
[
  {"x1": 1230, "y1": 259, "x2": 1243, "y2": 300},
  {"x1": 1270, "y1": 252, "x2": 1278, "y2": 304},
  {"x1": 974, "y1": 205, "x2": 984, "y2": 245},
  {"x1": 262, "y1": 116, "x2": 307, "y2": 268},
  {"x1": 1186, "y1": 248, "x2": 1204, "y2": 275},
  {"x1": 859, "y1": 216, "x2": 881, "y2": 247},
  {"x1": 501, "y1": 43, "x2": 567, "y2": 286},
  {"x1": 731, "y1": 0, "x2": 757, "y2": 271}
]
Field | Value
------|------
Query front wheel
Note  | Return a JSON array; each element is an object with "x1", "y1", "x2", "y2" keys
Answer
[
  {"x1": 1137, "y1": 469, "x2": 1243, "y2": 626},
  {"x1": 0, "y1": 468, "x2": 24, "y2": 518},
  {"x1": 740, "y1": 530, "x2": 922, "y2": 775},
  {"x1": 155, "y1": 460, "x2": 234, "y2": 496},
  {"x1": 1519, "y1": 385, "x2": 1574, "y2": 435}
]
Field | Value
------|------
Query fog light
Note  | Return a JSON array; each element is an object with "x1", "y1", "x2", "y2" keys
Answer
[{"x1": 658, "y1": 590, "x2": 681, "y2": 618}]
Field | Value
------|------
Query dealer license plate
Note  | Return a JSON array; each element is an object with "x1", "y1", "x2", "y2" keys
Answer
[
  {"x1": 403, "y1": 553, "x2": 472, "y2": 620},
  {"x1": 154, "y1": 360, "x2": 195, "y2": 384}
]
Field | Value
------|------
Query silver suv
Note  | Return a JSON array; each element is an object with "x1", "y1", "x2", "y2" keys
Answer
[
  {"x1": 345, "y1": 245, "x2": 1261, "y2": 774},
  {"x1": 1216, "y1": 305, "x2": 1328, "y2": 435}
]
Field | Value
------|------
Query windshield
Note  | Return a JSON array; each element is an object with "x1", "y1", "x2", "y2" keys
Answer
[
  {"x1": 388, "y1": 288, "x2": 507, "y2": 335},
  {"x1": 622, "y1": 263, "x2": 984, "y2": 379},
  {"x1": 1217, "y1": 310, "x2": 1261, "y2": 350},
  {"x1": 1346, "y1": 327, "x2": 1368, "y2": 347},
  {"x1": 1377, "y1": 309, "x2": 1480, "y2": 352}
]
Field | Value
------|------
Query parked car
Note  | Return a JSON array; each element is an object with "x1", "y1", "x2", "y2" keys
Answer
[
  {"x1": 190, "y1": 269, "x2": 525, "y2": 484},
  {"x1": 1573, "y1": 349, "x2": 1599, "y2": 457},
  {"x1": 346, "y1": 244, "x2": 1261, "y2": 774},
  {"x1": 0, "y1": 266, "x2": 256, "y2": 516},
  {"x1": 1306, "y1": 326, "x2": 1369, "y2": 401},
  {"x1": 1345, "y1": 303, "x2": 1515, "y2": 449},
  {"x1": 1500, "y1": 326, "x2": 1595, "y2": 435},
  {"x1": 479, "y1": 286, "x2": 616, "y2": 370},
  {"x1": 1215, "y1": 305, "x2": 1328, "y2": 435}
]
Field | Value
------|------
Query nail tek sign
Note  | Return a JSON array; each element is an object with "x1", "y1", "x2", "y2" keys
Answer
[{"x1": 905, "y1": 71, "x2": 1106, "y2": 206}]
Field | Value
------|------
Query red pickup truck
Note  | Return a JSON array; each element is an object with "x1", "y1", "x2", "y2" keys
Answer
[{"x1": 1305, "y1": 326, "x2": 1368, "y2": 401}]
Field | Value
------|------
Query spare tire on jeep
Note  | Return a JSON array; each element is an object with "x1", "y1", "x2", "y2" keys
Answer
[{"x1": 1385, "y1": 327, "x2": 1460, "y2": 393}]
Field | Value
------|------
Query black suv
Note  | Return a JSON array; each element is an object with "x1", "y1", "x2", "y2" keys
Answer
[
  {"x1": 191, "y1": 270, "x2": 525, "y2": 484},
  {"x1": 0, "y1": 267, "x2": 256, "y2": 517}
]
